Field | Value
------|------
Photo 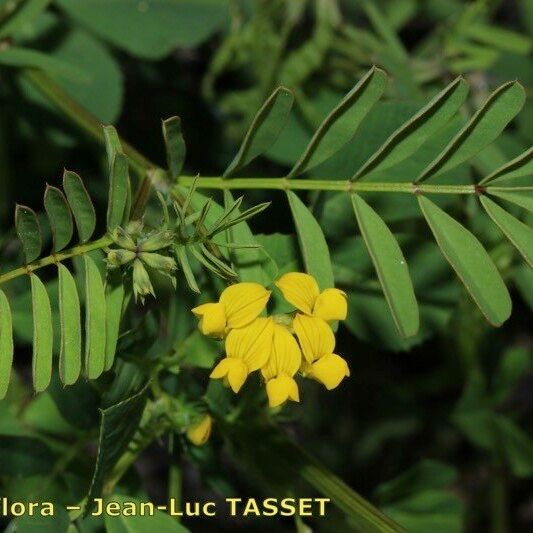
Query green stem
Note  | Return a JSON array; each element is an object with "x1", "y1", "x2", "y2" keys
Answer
[
  {"x1": 168, "y1": 462, "x2": 182, "y2": 522},
  {"x1": 0, "y1": 235, "x2": 112, "y2": 285},
  {"x1": 175, "y1": 176, "x2": 530, "y2": 195}
]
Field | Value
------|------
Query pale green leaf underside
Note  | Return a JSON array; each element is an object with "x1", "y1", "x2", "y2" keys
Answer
[
  {"x1": 288, "y1": 66, "x2": 388, "y2": 177},
  {"x1": 481, "y1": 146, "x2": 533, "y2": 185},
  {"x1": 105, "y1": 271, "x2": 125, "y2": 372},
  {"x1": 351, "y1": 194, "x2": 419, "y2": 338},
  {"x1": 63, "y1": 170, "x2": 96, "y2": 242},
  {"x1": 15, "y1": 205, "x2": 41, "y2": 263},
  {"x1": 107, "y1": 152, "x2": 129, "y2": 231},
  {"x1": 417, "y1": 82, "x2": 525, "y2": 182},
  {"x1": 44, "y1": 185, "x2": 73, "y2": 252},
  {"x1": 84, "y1": 255, "x2": 107, "y2": 380},
  {"x1": 225, "y1": 86, "x2": 294, "y2": 177},
  {"x1": 418, "y1": 196, "x2": 511, "y2": 326},
  {"x1": 488, "y1": 190, "x2": 533, "y2": 214},
  {"x1": 0, "y1": 289, "x2": 13, "y2": 399},
  {"x1": 481, "y1": 196, "x2": 533, "y2": 267},
  {"x1": 287, "y1": 190, "x2": 334, "y2": 291},
  {"x1": 31, "y1": 274, "x2": 53, "y2": 392},
  {"x1": 354, "y1": 76, "x2": 469, "y2": 180},
  {"x1": 58, "y1": 264, "x2": 82, "y2": 385}
]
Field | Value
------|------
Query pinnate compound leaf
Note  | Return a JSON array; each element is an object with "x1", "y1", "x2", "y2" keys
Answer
[
  {"x1": 418, "y1": 196, "x2": 511, "y2": 326},
  {"x1": 353, "y1": 76, "x2": 469, "y2": 180},
  {"x1": 63, "y1": 170, "x2": 96, "y2": 242},
  {"x1": 351, "y1": 194, "x2": 419, "y2": 338},
  {"x1": 105, "y1": 495, "x2": 190, "y2": 532},
  {"x1": 224, "y1": 86, "x2": 294, "y2": 177},
  {"x1": 288, "y1": 67, "x2": 388, "y2": 177},
  {"x1": 480, "y1": 196, "x2": 533, "y2": 267},
  {"x1": 480, "y1": 146, "x2": 533, "y2": 185},
  {"x1": 84, "y1": 255, "x2": 107, "y2": 380},
  {"x1": 15, "y1": 204, "x2": 42, "y2": 263},
  {"x1": 58, "y1": 264, "x2": 81, "y2": 385},
  {"x1": 44, "y1": 185, "x2": 73, "y2": 252},
  {"x1": 105, "y1": 271, "x2": 125, "y2": 372},
  {"x1": 0, "y1": 289, "x2": 13, "y2": 399},
  {"x1": 416, "y1": 82, "x2": 526, "y2": 182},
  {"x1": 85, "y1": 385, "x2": 149, "y2": 512},
  {"x1": 287, "y1": 191, "x2": 334, "y2": 290},
  {"x1": 163, "y1": 116, "x2": 186, "y2": 180},
  {"x1": 31, "y1": 274, "x2": 53, "y2": 392},
  {"x1": 488, "y1": 190, "x2": 533, "y2": 214}
]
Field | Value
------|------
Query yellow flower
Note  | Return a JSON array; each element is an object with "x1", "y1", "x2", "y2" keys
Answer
[
  {"x1": 275, "y1": 272, "x2": 347, "y2": 321},
  {"x1": 261, "y1": 324, "x2": 301, "y2": 408},
  {"x1": 210, "y1": 318, "x2": 274, "y2": 393},
  {"x1": 186, "y1": 414, "x2": 212, "y2": 446},
  {"x1": 293, "y1": 314, "x2": 350, "y2": 390},
  {"x1": 192, "y1": 282, "x2": 271, "y2": 337}
]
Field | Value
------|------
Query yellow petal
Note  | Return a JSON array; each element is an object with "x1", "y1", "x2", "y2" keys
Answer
[
  {"x1": 220, "y1": 282, "x2": 271, "y2": 329},
  {"x1": 266, "y1": 374, "x2": 300, "y2": 407},
  {"x1": 262, "y1": 324, "x2": 301, "y2": 380},
  {"x1": 192, "y1": 302, "x2": 226, "y2": 337},
  {"x1": 210, "y1": 357, "x2": 249, "y2": 393},
  {"x1": 275, "y1": 272, "x2": 319, "y2": 315},
  {"x1": 293, "y1": 314, "x2": 335, "y2": 363},
  {"x1": 309, "y1": 354, "x2": 350, "y2": 390},
  {"x1": 186, "y1": 414, "x2": 212, "y2": 446},
  {"x1": 314, "y1": 288, "x2": 348, "y2": 321},
  {"x1": 225, "y1": 317, "x2": 274, "y2": 371}
]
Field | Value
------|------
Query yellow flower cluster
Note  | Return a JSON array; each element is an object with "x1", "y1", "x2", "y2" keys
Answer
[{"x1": 192, "y1": 273, "x2": 350, "y2": 408}]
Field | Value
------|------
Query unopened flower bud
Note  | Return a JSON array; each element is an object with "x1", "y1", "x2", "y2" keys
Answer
[
  {"x1": 186, "y1": 414, "x2": 212, "y2": 446},
  {"x1": 107, "y1": 249, "x2": 136, "y2": 268},
  {"x1": 132, "y1": 258, "x2": 155, "y2": 303},
  {"x1": 138, "y1": 252, "x2": 176, "y2": 272},
  {"x1": 125, "y1": 219, "x2": 144, "y2": 238},
  {"x1": 110, "y1": 227, "x2": 136, "y2": 250},
  {"x1": 138, "y1": 229, "x2": 174, "y2": 252}
]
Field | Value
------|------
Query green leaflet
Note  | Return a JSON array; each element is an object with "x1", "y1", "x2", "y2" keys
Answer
[
  {"x1": 287, "y1": 190, "x2": 334, "y2": 291},
  {"x1": 103, "y1": 124, "x2": 122, "y2": 163},
  {"x1": 175, "y1": 246, "x2": 200, "y2": 293},
  {"x1": 31, "y1": 274, "x2": 53, "y2": 393},
  {"x1": 353, "y1": 77, "x2": 468, "y2": 180},
  {"x1": 105, "y1": 271, "x2": 125, "y2": 371},
  {"x1": 15, "y1": 204, "x2": 42, "y2": 263},
  {"x1": 58, "y1": 264, "x2": 81, "y2": 386},
  {"x1": 0, "y1": 0, "x2": 50, "y2": 39},
  {"x1": 0, "y1": 289, "x2": 13, "y2": 399},
  {"x1": 84, "y1": 255, "x2": 107, "y2": 380},
  {"x1": 480, "y1": 196, "x2": 533, "y2": 268},
  {"x1": 416, "y1": 82, "x2": 526, "y2": 182},
  {"x1": 44, "y1": 185, "x2": 73, "y2": 252},
  {"x1": 351, "y1": 194, "x2": 419, "y2": 338},
  {"x1": 224, "y1": 87, "x2": 294, "y2": 177},
  {"x1": 163, "y1": 116, "x2": 186, "y2": 179},
  {"x1": 480, "y1": 146, "x2": 533, "y2": 184},
  {"x1": 487, "y1": 191, "x2": 533, "y2": 214},
  {"x1": 85, "y1": 385, "x2": 148, "y2": 512},
  {"x1": 63, "y1": 170, "x2": 96, "y2": 242},
  {"x1": 418, "y1": 196, "x2": 511, "y2": 326},
  {"x1": 107, "y1": 153, "x2": 129, "y2": 231},
  {"x1": 288, "y1": 67, "x2": 388, "y2": 177},
  {"x1": 105, "y1": 495, "x2": 190, "y2": 532}
]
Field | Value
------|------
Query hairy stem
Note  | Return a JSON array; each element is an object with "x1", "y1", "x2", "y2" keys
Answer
[{"x1": 0, "y1": 235, "x2": 112, "y2": 285}]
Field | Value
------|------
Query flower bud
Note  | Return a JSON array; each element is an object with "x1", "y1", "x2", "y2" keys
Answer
[
  {"x1": 132, "y1": 258, "x2": 155, "y2": 303},
  {"x1": 138, "y1": 229, "x2": 174, "y2": 252},
  {"x1": 186, "y1": 414, "x2": 212, "y2": 446},
  {"x1": 107, "y1": 249, "x2": 136, "y2": 268},
  {"x1": 138, "y1": 252, "x2": 176, "y2": 273},
  {"x1": 125, "y1": 219, "x2": 144, "y2": 238},
  {"x1": 110, "y1": 227, "x2": 136, "y2": 250}
]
